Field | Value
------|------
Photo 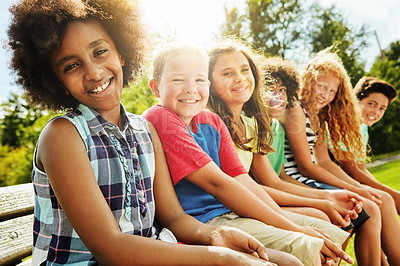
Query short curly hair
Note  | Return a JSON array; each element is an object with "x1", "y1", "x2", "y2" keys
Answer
[
  {"x1": 7, "y1": 0, "x2": 147, "y2": 111},
  {"x1": 261, "y1": 56, "x2": 299, "y2": 108}
]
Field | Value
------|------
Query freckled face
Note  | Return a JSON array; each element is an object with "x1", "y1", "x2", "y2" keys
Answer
[
  {"x1": 313, "y1": 72, "x2": 339, "y2": 109},
  {"x1": 211, "y1": 52, "x2": 255, "y2": 112},
  {"x1": 50, "y1": 20, "x2": 125, "y2": 118},
  {"x1": 359, "y1": 92, "x2": 389, "y2": 126}
]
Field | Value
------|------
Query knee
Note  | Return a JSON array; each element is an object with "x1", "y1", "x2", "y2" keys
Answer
[
  {"x1": 307, "y1": 208, "x2": 331, "y2": 222},
  {"x1": 378, "y1": 190, "x2": 395, "y2": 207},
  {"x1": 362, "y1": 198, "x2": 382, "y2": 226}
]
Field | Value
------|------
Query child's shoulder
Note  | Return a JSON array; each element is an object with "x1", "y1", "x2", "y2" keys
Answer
[{"x1": 196, "y1": 109, "x2": 224, "y2": 124}]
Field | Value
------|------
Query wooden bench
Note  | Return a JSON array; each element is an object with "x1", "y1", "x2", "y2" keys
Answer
[{"x1": 0, "y1": 183, "x2": 34, "y2": 266}]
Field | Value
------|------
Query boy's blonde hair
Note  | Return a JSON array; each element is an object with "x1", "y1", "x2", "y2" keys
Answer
[
  {"x1": 152, "y1": 44, "x2": 209, "y2": 83},
  {"x1": 300, "y1": 49, "x2": 365, "y2": 161}
]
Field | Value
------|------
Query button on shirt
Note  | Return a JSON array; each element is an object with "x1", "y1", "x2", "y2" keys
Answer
[{"x1": 32, "y1": 104, "x2": 156, "y2": 265}]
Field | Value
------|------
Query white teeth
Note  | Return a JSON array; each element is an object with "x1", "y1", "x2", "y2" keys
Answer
[
  {"x1": 180, "y1": 100, "x2": 197, "y2": 103},
  {"x1": 90, "y1": 80, "x2": 110, "y2": 94}
]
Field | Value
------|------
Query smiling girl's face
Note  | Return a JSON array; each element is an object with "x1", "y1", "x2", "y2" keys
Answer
[
  {"x1": 359, "y1": 92, "x2": 389, "y2": 126},
  {"x1": 50, "y1": 20, "x2": 125, "y2": 119},
  {"x1": 211, "y1": 51, "x2": 255, "y2": 113},
  {"x1": 313, "y1": 72, "x2": 339, "y2": 110}
]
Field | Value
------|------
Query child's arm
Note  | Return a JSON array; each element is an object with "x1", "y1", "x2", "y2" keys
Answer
[
  {"x1": 339, "y1": 159, "x2": 400, "y2": 212},
  {"x1": 149, "y1": 121, "x2": 269, "y2": 261},
  {"x1": 313, "y1": 137, "x2": 382, "y2": 205},
  {"x1": 37, "y1": 118, "x2": 268, "y2": 266},
  {"x1": 284, "y1": 104, "x2": 366, "y2": 191},
  {"x1": 250, "y1": 153, "x2": 353, "y2": 227},
  {"x1": 340, "y1": 159, "x2": 393, "y2": 191}
]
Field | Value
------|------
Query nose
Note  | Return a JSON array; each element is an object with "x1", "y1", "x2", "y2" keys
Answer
[
  {"x1": 84, "y1": 60, "x2": 102, "y2": 81},
  {"x1": 235, "y1": 73, "x2": 246, "y2": 83},
  {"x1": 184, "y1": 80, "x2": 197, "y2": 94},
  {"x1": 318, "y1": 88, "x2": 329, "y2": 100}
]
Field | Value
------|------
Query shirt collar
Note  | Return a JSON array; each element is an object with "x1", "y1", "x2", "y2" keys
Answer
[{"x1": 75, "y1": 103, "x2": 130, "y2": 134}]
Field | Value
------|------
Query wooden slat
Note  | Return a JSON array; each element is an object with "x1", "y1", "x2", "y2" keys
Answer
[
  {"x1": 0, "y1": 183, "x2": 34, "y2": 222},
  {"x1": 0, "y1": 214, "x2": 33, "y2": 265}
]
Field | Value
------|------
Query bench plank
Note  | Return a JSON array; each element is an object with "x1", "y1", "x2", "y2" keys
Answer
[
  {"x1": 0, "y1": 183, "x2": 34, "y2": 222},
  {"x1": 0, "y1": 214, "x2": 34, "y2": 265}
]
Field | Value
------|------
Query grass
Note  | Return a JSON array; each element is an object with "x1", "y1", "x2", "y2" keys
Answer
[{"x1": 340, "y1": 158, "x2": 400, "y2": 266}]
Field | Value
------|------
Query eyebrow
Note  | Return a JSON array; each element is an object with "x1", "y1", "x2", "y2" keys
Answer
[
  {"x1": 220, "y1": 64, "x2": 250, "y2": 72},
  {"x1": 56, "y1": 39, "x2": 109, "y2": 68}
]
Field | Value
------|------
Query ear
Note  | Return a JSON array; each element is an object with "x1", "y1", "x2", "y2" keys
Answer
[
  {"x1": 119, "y1": 54, "x2": 125, "y2": 67},
  {"x1": 149, "y1": 79, "x2": 160, "y2": 98}
]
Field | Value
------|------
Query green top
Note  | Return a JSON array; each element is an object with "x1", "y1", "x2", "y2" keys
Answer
[{"x1": 267, "y1": 119, "x2": 288, "y2": 175}]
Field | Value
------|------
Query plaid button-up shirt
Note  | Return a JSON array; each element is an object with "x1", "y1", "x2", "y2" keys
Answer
[{"x1": 32, "y1": 104, "x2": 156, "y2": 265}]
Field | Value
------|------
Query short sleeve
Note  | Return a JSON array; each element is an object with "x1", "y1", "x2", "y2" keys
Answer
[{"x1": 144, "y1": 106, "x2": 212, "y2": 184}]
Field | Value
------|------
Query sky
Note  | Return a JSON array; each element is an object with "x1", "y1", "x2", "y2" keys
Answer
[{"x1": 1, "y1": 0, "x2": 399, "y2": 102}]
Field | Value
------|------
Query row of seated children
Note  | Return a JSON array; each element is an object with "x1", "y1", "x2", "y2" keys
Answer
[
  {"x1": 144, "y1": 41, "x2": 356, "y2": 265},
  {"x1": 145, "y1": 39, "x2": 399, "y2": 265},
  {"x1": 9, "y1": 0, "x2": 398, "y2": 264},
  {"x1": 277, "y1": 50, "x2": 400, "y2": 265}
]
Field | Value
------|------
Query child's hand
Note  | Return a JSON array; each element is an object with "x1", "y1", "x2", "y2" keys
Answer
[
  {"x1": 319, "y1": 199, "x2": 352, "y2": 227},
  {"x1": 209, "y1": 226, "x2": 269, "y2": 261},
  {"x1": 326, "y1": 190, "x2": 363, "y2": 213},
  {"x1": 354, "y1": 186, "x2": 382, "y2": 206},
  {"x1": 302, "y1": 226, "x2": 354, "y2": 265}
]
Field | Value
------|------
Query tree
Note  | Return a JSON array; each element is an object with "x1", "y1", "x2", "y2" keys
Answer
[
  {"x1": 219, "y1": 5, "x2": 246, "y2": 38},
  {"x1": 121, "y1": 73, "x2": 157, "y2": 115},
  {"x1": 0, "y1": 93, "x2": 53, "y2": 186},
  {"x1": 0, "y1": 93, "x2": 43, "y2": 148},
  {"x1": 246, "y1": 0, "x2": 304, "y2": 57},
  {"x1": 308, "y1": 4, "x2": 370, "y2": 85},
  {"x1": 368, "y1": 41, "x2": 400, "y2": 155}
]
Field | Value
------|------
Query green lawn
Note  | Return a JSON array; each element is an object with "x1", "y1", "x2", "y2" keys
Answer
[{"x1": 340, "y1": 158, "x2": 400, "y2": 266}]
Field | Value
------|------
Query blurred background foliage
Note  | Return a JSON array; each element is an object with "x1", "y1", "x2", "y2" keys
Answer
[{"x1": 1, "y1": 0, "x2": 398, "y2": 186}]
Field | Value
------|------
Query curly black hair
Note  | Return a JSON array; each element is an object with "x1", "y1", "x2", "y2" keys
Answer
[
  {"x1": 261, "y1": 56, "x2": 299, "y2": 108},
  {"x1": 7, "y1": 0, "x2": 147, "y2": 111}
]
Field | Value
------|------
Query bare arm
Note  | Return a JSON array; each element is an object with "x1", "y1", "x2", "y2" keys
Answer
[
  {"x1": 340, "y1": 159, "x2": 400, "y2": 212},
  {"x1": 185, "y1": 162, "x2": 303, "y2": 232},
  {"x1": 283, "y1": 105, "x2": 363, "y2": 191},
  {"x1": 341, "y1": 159, "x2": 394, "y2": 191},
  {"x1": 250, "y1": 153, "x2": 353, "y2": 227},
  {"x1": 314, "y1": 137, "x2": 381, "y2": 205}
]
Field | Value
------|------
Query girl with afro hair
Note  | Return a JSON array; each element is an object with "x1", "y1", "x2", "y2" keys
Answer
[{"x1": 7, "y1": 0, "x2": 274, "y2": 265}]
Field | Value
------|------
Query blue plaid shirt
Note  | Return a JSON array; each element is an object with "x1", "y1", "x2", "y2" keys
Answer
[{"x1": 32, "y1": 104, "x2": 156, "y2": 265}]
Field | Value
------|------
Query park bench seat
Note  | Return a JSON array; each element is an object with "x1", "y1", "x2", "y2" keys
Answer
[{"x1": 0, "y1": 183, "x2": 34, "y2": 266}]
